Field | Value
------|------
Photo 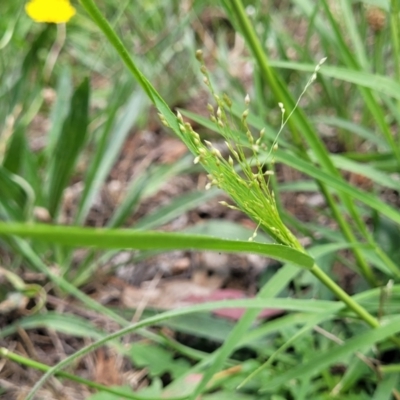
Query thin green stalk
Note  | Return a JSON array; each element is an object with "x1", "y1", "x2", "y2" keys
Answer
[
  {"x1": 79, "y1": 1, "x2": 151, "y2": 101},
  {"x1": 309, "y1": 264, "x2": 400, "y2": 349},
  {"x1": 318, "y1": 183, "x2": 377, "y2": 286},
  {"x1": 391, "y1": 0, "x2": 400, "y2": 119},
  {"x1": 225, "y1": 0, "x2": 323, "y2": 167},
  {"x1": 380, "y1": 363, "x2": 400, "y2": 374},
  {"x1": 320, "y1": 0, "x2": 400, "y2": 167},
  {"x1": 0, "y1": 348, "x2": 147, "y2": 400},
  {"x1": 222, "y1": 0, "x2": 302, "y2": 145},
  {"x1": 12, "y1": 236, "x2": 203, "y2": 359},
  {"x1": 78, "y1": 0, "x2": 384, "y2": 342},
  {"x1": 373, "y1": 26, "x2": 386, "y2": 75},
  {"x1": 309, "y1": 265, "x2": 378, "y2": 328},
  {"x1": 225, "y1": 0, "x2": 378, "y2": 285},
  {"x1": 67, "y1": 2, "x2": 400, "y2": 398},
  {"x1": 81, "y1": 0, "x2": 378, "y2": 286},
  {"x1": 24, "y1": 296, "x2": 341, "y2": 400},
  {"x1": 233, "y1": 0, "x2": 400, "y2": 283},
  {"x1": 81, "y1": 0, "x2": 373, "y2": 283},
  {"x1": 391, "y1": 0, "x2": 400, "y2": 85},
  {"x1": 78, "y1": 0, "x2": 180, "y2": 137}
]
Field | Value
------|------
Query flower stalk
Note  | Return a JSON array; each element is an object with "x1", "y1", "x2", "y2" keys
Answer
[
  {"x1": 22, "y1": 0, "x2": 400, "y2": 397},
  {"x1": 77, "y1": 0, "x2": 381, "y2": 328}
]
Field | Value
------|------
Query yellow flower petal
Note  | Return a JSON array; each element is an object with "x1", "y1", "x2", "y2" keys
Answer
[{"x1": 25, "y1": 0, "x2": 76, "y2": 24}]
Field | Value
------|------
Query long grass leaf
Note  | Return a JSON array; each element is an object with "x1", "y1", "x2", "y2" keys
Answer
[
  {"x1": 75, "y1": 89, "x2": 146, "y2": 225},
  {"x1": 269, "y1": 60, "x2": 400, "y2": 101},
  {"x1": 260, "y1": 315, "x2": 400, "y2": 391},
  {"x1": 276, "y1": 151, "x2": 400, "y2": 225},
  {"x1": 0, "y1": 222, "x2": 314, "y2": 269},
  {"x1": 46, "y1": 78, "x2": 90, "y2": 218}
]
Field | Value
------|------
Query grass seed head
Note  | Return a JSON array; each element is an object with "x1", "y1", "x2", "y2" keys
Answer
[{"x1": 191, "y1": 50, "x2": 300, "y2": 247}]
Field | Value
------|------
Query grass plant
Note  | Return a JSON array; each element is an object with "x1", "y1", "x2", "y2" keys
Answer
[{"x1": 1, "y1": 1, "x2": 400, "y2": 399}]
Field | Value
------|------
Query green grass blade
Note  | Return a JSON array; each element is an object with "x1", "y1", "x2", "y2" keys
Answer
[
  {"x1": 313, "y1": 116, "x2": 386, "y2": 148},
  {"x1": 0, "y1": 222, "x2": 314, "y2": 269},
  {"x1": 106, "y1": 171, "x2": 149, "y2": 228},
  {"x1": 3, "y1": 126, "x2": 27, "y2": 174},
  {"x1": 339, "y1": 0, "x2": 369, "y2": 70},
  {"x1": 308, "y1": 0, "x2": 400, "y2": 166},
  {"x1": 188, "y1": 263, "x2": 301, "y2": 399},
  {"x1": 0, "y1": 348, "x2": 152, "y2": 400},
  {"x1": 46, "y1": 78, "x2": 90, "y2": 218},
  {"x1": 372, "y1": 373, "x2": 400, "y2": 400},
  {"x1": 75, "y1": 89, "x2": 147, "y2": 225},
  {"x1": 238, "y1": 311, "x2": 339, "y2": 389},
  {"x1": 134, "y1": 189, "x2": 220, "y2": 230},
  {"x1": 45, "y1": 67, "x2": 73, "y2": 158},
  {"x1": 260, "y1": 315, "x2": 400, "y2": 392},
  {"x1": 269, "y1": 60, "x2": 400, "y2": 101},
  {"x1": 330, "y1": 155, "x2": 400, "y2": 191},
  {"x1": 221, "y1": 0, "x2": 379, "y2": 285},
  {"x1": 0, "y1": 312, "x2": 107, "y2": 340},
  {"x1": 276, "y1": 150, "x2": 400, "y2": 226},
  {"x1": 191, "y1": 242, "x2": 372, "y2": 384},
  {"x1": 25, "y1": 296, "x2": 340, "y2": 400},
  {"x1": 0, "y1": 167, "x2": 34, "y2": 221}
]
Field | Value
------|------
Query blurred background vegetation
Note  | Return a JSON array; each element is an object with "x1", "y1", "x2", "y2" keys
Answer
[{"x1": 1, "y1": 0, "x2": 400, "y2": 399}]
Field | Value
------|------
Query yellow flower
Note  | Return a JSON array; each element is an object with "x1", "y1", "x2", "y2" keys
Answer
[{"x1": 25, "y1": 0, "x2": 76, "y2": 24}]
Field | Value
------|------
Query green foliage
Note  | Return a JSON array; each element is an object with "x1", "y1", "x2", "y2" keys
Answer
[
  {"x1": 46, "y1": 77, "x2": 90, "y2": 217},
  {"x1": 1, "y1": 1, "x2": 400, "y2": 399},
  {"x1": 129, "y1": 342, "x2": 191, "y2": 379}
]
